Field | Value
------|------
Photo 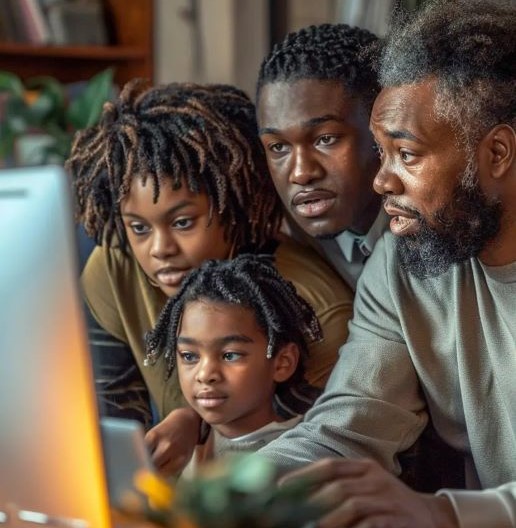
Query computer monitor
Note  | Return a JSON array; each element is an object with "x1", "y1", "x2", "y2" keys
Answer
[{"x1": 0, "y1": 166, "x2": 111, "y2": 527}]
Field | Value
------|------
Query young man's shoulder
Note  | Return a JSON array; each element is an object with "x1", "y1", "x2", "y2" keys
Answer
[{"x1": 274, "y1": 236, "x2": 354, "y2": 300}]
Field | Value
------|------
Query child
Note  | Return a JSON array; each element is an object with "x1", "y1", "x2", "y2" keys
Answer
[{"x1": 145, "y1": 254, "x2": 323, "y2": 476}]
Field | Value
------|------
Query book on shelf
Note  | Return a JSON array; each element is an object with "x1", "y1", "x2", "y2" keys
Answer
[
  {"x1": 0, "y1": 0, "x2": 29, "y2": 43},
  {"x1": 0, "y1": 10, "x2": 13, "y2": 43},
  {"x1": 45, "y1": 0, "x2": 109, "y2": 46},
  {"x1": 0, "y1": 0, "x2": 109, "y2": 46},
  {"x1": 0, "y1": 0, "x2": 51, "y2": 44},
  {"x1": 19, "y1": 0, "x2": 52, "y2": 44}
]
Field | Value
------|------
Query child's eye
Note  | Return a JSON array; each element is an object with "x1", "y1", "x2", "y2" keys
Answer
[
  {"x1": 178, "y1": 351, "x2": 199, "y2": 363},
  {"x1": 129, "y1": 222, "x2": 150, "y2": 235},
  {"x1": 222, "y1": 352, "x2": 243, "y2": 362}
]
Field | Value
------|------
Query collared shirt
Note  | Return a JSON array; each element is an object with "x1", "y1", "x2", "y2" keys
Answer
[{"x1": 317, "y1": 210, "x2": 390, "y2": 290}]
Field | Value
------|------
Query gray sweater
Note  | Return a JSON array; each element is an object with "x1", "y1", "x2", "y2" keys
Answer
[{"x1": 259, "y1": 232, "x2": 516, "y2": 527}]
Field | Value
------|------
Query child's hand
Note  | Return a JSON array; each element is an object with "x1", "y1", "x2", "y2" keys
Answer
[{"x1": 145, "y1": 407, "x2": 202, "y2": 476}]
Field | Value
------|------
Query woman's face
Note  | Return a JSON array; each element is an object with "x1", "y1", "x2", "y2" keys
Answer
[{"x1": 120, "y1": 176, "x2": 232, "y2": 297}]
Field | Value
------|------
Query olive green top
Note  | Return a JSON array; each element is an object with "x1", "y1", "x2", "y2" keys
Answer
[{"x1": 82, "y1": 237, "x2": 353, "y2": 420}]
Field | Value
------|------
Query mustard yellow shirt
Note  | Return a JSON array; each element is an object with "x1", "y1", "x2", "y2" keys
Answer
[{"x1": 82, "y1": 237, "x2": 353, "y2": 420}]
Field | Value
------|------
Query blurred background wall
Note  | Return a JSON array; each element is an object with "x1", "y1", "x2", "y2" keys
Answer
[
  {"x1": 154, "y1": 0, "x2": 409, "y2": 98},
  {"x1": 0, "y1": 0, "x2": 422, "y2": 167}
]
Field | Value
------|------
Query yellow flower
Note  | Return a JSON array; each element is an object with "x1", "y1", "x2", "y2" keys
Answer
[
  {"x1": 134, "y1": 469, "x2": 175, "y2": 511},
  {"x1": 23, "y1": 90, "x2": 39, "y2": 105}
]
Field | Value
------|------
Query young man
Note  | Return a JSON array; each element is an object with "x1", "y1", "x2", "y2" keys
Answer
[
  {"x1": 258, "y1": 1, "x2": 516, "y2": 527},
  {"x1": 256, "y1": 23, "x2": 386, "y2": 290}
]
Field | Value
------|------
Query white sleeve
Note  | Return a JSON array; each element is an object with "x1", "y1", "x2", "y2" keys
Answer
[{"x1": 438, "y1": 483, "x2": 516, "y2": 527}]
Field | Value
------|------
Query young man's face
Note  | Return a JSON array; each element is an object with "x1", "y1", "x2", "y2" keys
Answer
[
  {"x1": 370, "y1": 79, "x2": 502, "y2": 277},
  {"x1": 176, "y1": 300, "x2": 293, "y2": 438},
  {"x1": 120, "y1": 177, "x2": 232, "y2": 297},
  {"x1": 257, "y1": 79, "x2": 380, "y2": 238}
]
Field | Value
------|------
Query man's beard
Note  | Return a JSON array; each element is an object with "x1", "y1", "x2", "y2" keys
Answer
[{"x1": 396, "y1": 170, "x2": 502, "y2": 279}]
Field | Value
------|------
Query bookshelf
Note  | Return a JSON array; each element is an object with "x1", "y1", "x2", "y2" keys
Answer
[{"x1": 0, "y1": 0, "x2": 154, "y2": 87}]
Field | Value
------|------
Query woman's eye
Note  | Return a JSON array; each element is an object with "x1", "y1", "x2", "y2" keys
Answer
[
  {"x1": 222, "y1": 352, "x2": 242, "y2": 362},
  {"x1": 317, "y1": 135, "x2": 337, "y2": 146},
  {"x1": 269, "y1": 142, "x2": 289, "y2": 154},
  {"x1": 178, "y1": 351, "x2": 198, "y2": 363},
  {"x1": 129, "y1": 222, "x2": 150, "y2": 235},
  {"x1": 173, "y1": 217, "x2": 194, "y2": 230}
]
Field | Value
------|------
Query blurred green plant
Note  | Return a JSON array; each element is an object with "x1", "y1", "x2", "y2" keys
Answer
[
  {"x1": 125, "y1": 454, "x2": 323, "y2": 528},
  {"x1": 0, "y1": 68, "x2": 114, "y2": 165}
]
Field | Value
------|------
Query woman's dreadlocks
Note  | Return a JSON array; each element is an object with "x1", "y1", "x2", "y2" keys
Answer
[{"x1": 67, "y1": 80, "x2": 283, "y2": 254}]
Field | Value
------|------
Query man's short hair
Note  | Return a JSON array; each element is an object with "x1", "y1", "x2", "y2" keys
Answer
[{"x1": 257, "y1": 23, "x2": 380, "y2": 111}]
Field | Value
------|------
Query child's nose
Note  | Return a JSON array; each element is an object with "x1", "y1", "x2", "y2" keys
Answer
[{"x1": 195, "y1": 359, "x2": 221, "y2": 384}]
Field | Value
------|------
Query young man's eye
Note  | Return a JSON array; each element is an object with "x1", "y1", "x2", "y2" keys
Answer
[
  {"x1": 129, "y1": 222, "x2": 150, "y2": 235},
  {"x1": 172, "y1": 217, "x2": 194, "y2": 230},
  {"x1": 222, "y1": 351, "x2": 243, "y2": 362},
  {"x1": 178, "y1": 351, "x2": 199, "y2": 363},
  {"x1": 317, "y1": 135, "x2": 337, "y2": 146}
]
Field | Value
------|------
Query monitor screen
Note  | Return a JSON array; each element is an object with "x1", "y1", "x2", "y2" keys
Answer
[{"x1": 0, "y1": 165, "x2": 111, "y2": 527}]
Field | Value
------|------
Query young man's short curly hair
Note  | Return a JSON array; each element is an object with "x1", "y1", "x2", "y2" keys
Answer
[
  {"x1": 66, "y1": 80, "x2": 284, "y2": 254},
  {"x1": 256, "y1": 23, "x2": 380, "y2": 111},
  {"x1": 378, "y1": 0, "x2": 516, "y2": 154}
]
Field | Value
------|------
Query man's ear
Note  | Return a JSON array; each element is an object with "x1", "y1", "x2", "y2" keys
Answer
[
  {"x1": 478, "y1": 124, "x2": 515, "y2": 180},
  {"x1": 272, "y1": 342, "x2": 300, "y2": 383}
]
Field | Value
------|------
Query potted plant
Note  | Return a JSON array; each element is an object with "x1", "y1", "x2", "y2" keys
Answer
[
  {"x1": 0, "y1": 68, "x2": 114, "y2": 166},
  {"x1": 119, "y1": 454, "x2": 323, "y2": 528}
]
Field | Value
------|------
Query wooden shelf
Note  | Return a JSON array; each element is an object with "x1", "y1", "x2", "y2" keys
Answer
[
  {"x1": 0, "y1": 0, "x2": 153, "y2": 87},
  {"x1": 0, "y1": 43, "x2": 146, "y2": 60}
]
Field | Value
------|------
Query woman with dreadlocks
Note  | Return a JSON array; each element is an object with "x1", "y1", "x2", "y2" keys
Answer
[
  {"x1": 67, "y1": 80, "x2": 353, "y2": 475},
  {"x1": 145, "y1": 253, "x2": 322, "y2": 477}
]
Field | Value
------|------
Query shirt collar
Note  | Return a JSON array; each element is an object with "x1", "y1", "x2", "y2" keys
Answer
[{"x1": 335, "y1": 209, "x2": 390, "y2": 263}]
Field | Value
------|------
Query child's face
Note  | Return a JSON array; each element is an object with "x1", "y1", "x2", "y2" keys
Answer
[
  {"x1": 120, "y1": 176, "x2": 232, "y2": 297},
  {"x1": 177, "y1": 300, "x2": 290, "y2": 438}
]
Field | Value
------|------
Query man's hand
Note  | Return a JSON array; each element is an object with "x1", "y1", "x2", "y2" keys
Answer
[
  {"x1": 279, "y1": 458, "x2": 459, "y2": 528},
  {"x1": 145, "y1": 407, "x2": 201, "y2": 477}
]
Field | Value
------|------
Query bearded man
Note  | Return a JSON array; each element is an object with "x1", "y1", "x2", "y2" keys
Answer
[{"x1": 258, "y1": 1, "x2": 516, "y2": 527}]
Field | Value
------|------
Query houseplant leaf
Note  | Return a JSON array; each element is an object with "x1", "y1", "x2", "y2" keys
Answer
[
  {"x1": 24, "y1": 91, "x2": 55, "y2": 127},
  {"x1": 25, "y1": 76, "x2": 67, "y2": 127},
  {"x1": 3, "y1": 97, "x2": 31, "y2": 134},
  {"x1": 0, "y1": 123, "x2": 16, "y2": 160},
  {"x1": 0, "y1": 71, "x2": 24, "y2": 97},
  {"x1": 67, "y1": 67, "x2": 114, "y2": 129}
]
